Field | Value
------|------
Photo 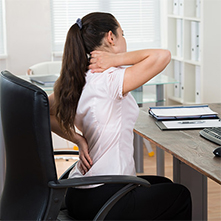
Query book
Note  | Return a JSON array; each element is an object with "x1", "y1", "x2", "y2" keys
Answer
[
  {"x1": 30, "y1": 74, "x2": 59, "y2": 86},
  {"x1": 148, "y1": 105, "x2": 218, "y2": 121},
  {"x1": 176, "y1": 19, "x2": 183, "y2": 58},
  {"x1": 195, "y1": 66, "x2": 201, "y2": 103}
]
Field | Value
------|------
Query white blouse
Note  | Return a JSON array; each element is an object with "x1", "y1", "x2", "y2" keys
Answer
[{"x1": 68, "y1": 67, "x2": 139, "y2": 185}]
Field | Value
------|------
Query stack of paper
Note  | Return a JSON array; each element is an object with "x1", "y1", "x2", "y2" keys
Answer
[{"x1": 148, "y1": 105, "x2": 220, "y2": 130}]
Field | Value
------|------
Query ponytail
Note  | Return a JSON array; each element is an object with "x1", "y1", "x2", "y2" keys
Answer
[{"x1": 54, "y1": 23, "x2": 87, "y2": 135}]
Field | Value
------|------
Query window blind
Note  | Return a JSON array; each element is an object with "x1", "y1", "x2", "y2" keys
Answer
[
  {"x1": 51, "y1": 0, "x2": 161, "y2": 53},
  {"x1": 0, "y1": 0, "x2": 6, "y2": 56}
]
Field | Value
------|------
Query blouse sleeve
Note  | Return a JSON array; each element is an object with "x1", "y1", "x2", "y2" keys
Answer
[{"x1": 106, "y1": 67, "x2": 127, "y2": 100}]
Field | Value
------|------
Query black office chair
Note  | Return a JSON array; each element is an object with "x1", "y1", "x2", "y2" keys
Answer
[{"x1": 0, "y1": 70, "x2": 150, "y2": 220}]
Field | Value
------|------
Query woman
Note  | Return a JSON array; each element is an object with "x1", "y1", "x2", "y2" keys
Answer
[{"x1": 49, "y1": 12, "x2": 192, "y2": 220}]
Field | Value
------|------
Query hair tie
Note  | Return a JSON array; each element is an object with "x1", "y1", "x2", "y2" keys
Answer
[{"x1": 76, "y1": 18, "x2": 82, "y2": 30}]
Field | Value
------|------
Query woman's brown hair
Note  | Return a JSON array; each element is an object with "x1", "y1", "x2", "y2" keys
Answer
[{"x1": 54, "y1": 12, "x2": 119, "y2": 135}]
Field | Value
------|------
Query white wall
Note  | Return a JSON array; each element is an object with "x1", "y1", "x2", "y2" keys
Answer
[
  {"x1": 1, "y1": 0, "x2": 168, "y2": 76},
  {"x1": 2, "y1": 0, "x2": 52, "y2": 75}
]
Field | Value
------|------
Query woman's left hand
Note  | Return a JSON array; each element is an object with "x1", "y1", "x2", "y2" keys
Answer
[{"x1": 89, "y1": 50, "x2": 116, "y2": 73}]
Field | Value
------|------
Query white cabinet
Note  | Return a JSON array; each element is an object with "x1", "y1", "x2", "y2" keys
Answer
[{"x1": 165, "y1": 0, "x2": 221, "y2": 104}]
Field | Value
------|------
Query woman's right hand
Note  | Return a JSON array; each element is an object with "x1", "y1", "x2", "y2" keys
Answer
[
  {"x1": 75, "y1": 134, "x2": 93, "y2": 175},
  {"x1": 89, "y1": 51, "x2": 116, "y2": 73}
]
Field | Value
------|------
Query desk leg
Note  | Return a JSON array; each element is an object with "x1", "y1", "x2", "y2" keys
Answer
[
  {"x1": 156, "y1": 84, "x2": 164, "y2": 106},
  {"x1": 156, "y1": 84, "x2": 165, "y2": 176},
  {"x1": 173, "y1": 157, "x2": 207, "y2": 221},
  {"x1": 133, "y1": 89, "x2": 144, "y2": 174},
  {"x1": 134, "y1": 133, "x2": 144, "y2": 173},
  {"x1": 156, "y1": 147, "x2": 165, "y2": 176}
]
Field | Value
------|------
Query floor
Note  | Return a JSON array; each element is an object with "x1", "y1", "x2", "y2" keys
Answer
[{"x1": 55, "y1": 144, "x2": 221, "y2": 221}]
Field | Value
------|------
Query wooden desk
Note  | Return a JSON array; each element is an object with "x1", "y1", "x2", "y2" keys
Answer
[{"x1": 134, "y1": 103, "x2": 221, "y2": 220}]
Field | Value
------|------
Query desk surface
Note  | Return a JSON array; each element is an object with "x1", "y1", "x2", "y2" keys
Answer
[{"x1": 134, "y1": 103, "x2": 221, "y2": 184}]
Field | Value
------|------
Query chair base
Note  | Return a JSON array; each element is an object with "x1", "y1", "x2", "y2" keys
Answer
[{"x1": 58, "y1": 209, "x2": 74, "y2": 221}]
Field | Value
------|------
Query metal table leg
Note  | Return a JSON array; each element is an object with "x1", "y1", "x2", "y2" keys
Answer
[
  {"x1": 156, "y1": 147, "x2": 165, "y2": 176},
  {"x1": 156, "y1": 84, "x2": 165, "y2": 176},
  {"x1": 156, "y1": 84, "x2": 164, "y2": 106},
  {"x1": 134, "y1": 133, "x2": 143, "y2": 173},
  {"x1": 173, "y1": 157, "x2": 207, "y2": 220},
  {"x1": 133, "y1": 86, "x2": 144, "y2": 173}
]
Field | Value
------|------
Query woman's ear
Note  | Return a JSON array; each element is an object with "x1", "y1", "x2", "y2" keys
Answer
[{"x1": 107, "y1": 30, "x2": 115, "y2": 46}]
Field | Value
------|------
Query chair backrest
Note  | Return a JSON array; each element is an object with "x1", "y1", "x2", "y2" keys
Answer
[
  {"x1": 0, "y1": 70, "x2": 58, "y2": 220},
  {"x1": 27, "y1": 61, "x2": 62, "y2": 75}
]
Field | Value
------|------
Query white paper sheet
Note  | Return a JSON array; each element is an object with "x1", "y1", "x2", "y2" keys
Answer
[
  {"x1": 151, "y1": 106, "x2": 217, "y2": 117},
  {"x1": 162, "y1": 119, "x2": 221, "y2": 129}
]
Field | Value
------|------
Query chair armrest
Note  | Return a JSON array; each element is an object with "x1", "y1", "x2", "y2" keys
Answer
[
  {"x1": 53, "y1": 150, "x2": 79, "y2": 155},
  {"x1": 48, "y1": 175, "x2": 150, "y2": 189}
]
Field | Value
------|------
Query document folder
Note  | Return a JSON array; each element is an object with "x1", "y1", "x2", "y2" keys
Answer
[{"x1": 148, "y1": 105, "x2": 218, "y2": 121}]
